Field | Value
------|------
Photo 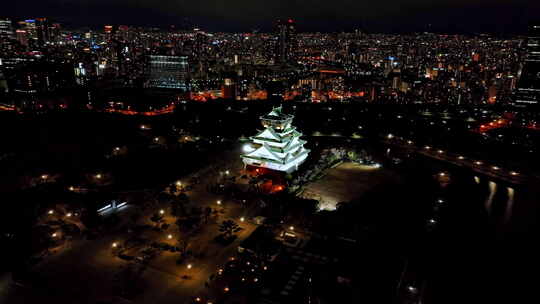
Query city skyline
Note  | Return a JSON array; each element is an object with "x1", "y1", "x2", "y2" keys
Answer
[
  {"x1": 2, "y1": 0, "x2": 540, "y2": 33},
  {"x1": 1, "y1": 3, "x2": 540, "y2": 304}
]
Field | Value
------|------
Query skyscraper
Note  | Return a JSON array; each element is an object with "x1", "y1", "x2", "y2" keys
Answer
[
  {"x1": 145, "y1": 55, "x2": 189, "y2": 90},
  {"x1": 275, "y1": 19, "x2": 296, "y2": 64},
  {"x1": 16, "y1": 30, "x2": 28, "y2": 47},
  {"x1": 0, "y1": 18, "x2": 13, "y2": 41},
  {"x1": 36, "y1": 18, "x2": 49, "y2": 46},
  {"x1": 515, "y1": 24, "x2": 540, "y2": 106}
]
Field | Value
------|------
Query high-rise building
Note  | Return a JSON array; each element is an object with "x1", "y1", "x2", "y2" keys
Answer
[
  {"x1": 16, "y1": 30, "x2": 28, "y2": 47},
  {"x1": 515, "y1": 24, "x2": 540, "y2": 105},
  {"x1": 241, "y1": 106, "x2": 310, "y2": 173},
  {"x1": 36, "y1": 18, "x2": 49, "y2": 45},
  {"x1": 275, "y1": 19, "x2": 296, "y2": 64},
  {"x1": 145, "y1": 55, "x2": 189, "y2": 90},
  {"x1": 21, "y1": 19, "x2": 37, "y2": 41},
  {"x1": 0, "y1": 18, "x2": 13, "y2": 41}
]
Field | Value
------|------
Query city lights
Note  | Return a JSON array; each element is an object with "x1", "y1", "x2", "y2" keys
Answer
[{"x1": 1, "y1": 12, "x2": 537, "y2": 304}]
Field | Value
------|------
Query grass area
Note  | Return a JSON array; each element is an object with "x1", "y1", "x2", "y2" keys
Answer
[{"x1": 300, "y1": 162, "x2": 400, "y2": 211}]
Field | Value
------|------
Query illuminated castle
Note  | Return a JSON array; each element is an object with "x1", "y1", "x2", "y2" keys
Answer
[{"x1": 241, "y1": 106, "x2": 309, "y2": 173}]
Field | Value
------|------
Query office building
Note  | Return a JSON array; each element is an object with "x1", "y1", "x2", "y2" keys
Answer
[
  {"x1": 145, "y1": 55, "x2": 189, "y2": 90},
  {"x1": 515, "y1": 24, "x2": 540, "y2": 105},
  {"x1": 276, "y1": 19, "x2": 297, "y2": 64}
]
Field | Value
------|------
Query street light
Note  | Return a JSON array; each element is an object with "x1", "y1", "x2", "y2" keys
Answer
[
  {"x1": 408, "y1": 286, "x2": 417, "y2": 293},
  {"x1": 187, "y1": 264, "x2": 193, "y2": 269},
  {"x1": 510, "y1": 171, "x2": 519, "y2": 176},
  {"x1": 387, "y1": 134, "x2": 394, "y2": 139},
  {"x1": 48, "y1": 209, "x2": 54, "y2": 215},
  {"x1": 160, "y1": 209, "x2": 165, "y2": 215},
  {"x1": 52, "y1": 233, "x2": 57, "y2": 237},
  {"x1": 41, "y1": 174, "x2": 48, "y2": 180},
  {"x1": 225, "y1": 170, "x2": 229, "y2": 175},
  {"x1": 216, "y1": 200, "x2": 222, "y2": 205},
  {"x1": 96, "y1": 174, "x2": 102, "y2": 179},
  {"x1": 167, "y1": 234, "x2": 173, "y2": 239},
  {"x1": 457, "y1": 156, "x2": 465, "y2": 160},
  {"x1": 112, "y1": 242, "x2": 118, "y2": 248},
  {"x1": 240, "y1": 217, "x2": 245, "y2": 222},
  {"x1": 475, "y1": 161, "x2": 483, "y2": 165},
  {"x1": 66, "y1": 212, "x2": 72, "y2": 217},
  {"x1": 176, "y1": 181, "x2": 182, "y2": 187},
  {"x1": 439, "y1": 172, "x2": 446, "y2": 177},
  {"x1": 289, "y1": 226, "x2": 295, "y2": 231}
]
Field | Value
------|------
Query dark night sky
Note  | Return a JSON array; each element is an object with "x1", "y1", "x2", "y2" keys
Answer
[{"x1": 3, "y1": 0, "x2": 539, "y2": 33}]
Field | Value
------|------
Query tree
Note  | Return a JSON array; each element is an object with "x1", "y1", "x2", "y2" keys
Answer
[
  {"x1": 204, "y1": 207, "x2": 212, "y2": 223},
  {"x1": 219, "y1": 220, "x2": 242, "y2": 239},
  {"x1": 176, "y1": 235, "x2": 191, "y2": 256},
  {"x1": 150, "y1": 213, "x2": 164, "y2": 228}
]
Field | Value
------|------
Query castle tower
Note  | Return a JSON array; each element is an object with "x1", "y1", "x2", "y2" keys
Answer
[{"x1": 241, "y1": 106, "x2": 309, "y2": 173}]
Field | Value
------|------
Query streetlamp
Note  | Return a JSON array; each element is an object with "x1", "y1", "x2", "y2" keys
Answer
[
  {"x1": 160, "y1": 209, "x2": 165, "y2": 215},
  {"x1": 48, "y1": 209, "x2": 54, "y2": 215},
  {"x1": 66, "y1": 212, "x2": 72, "y2": 217},
  {"x1": 289, "y1": 226, "x2": 295, "y2": 231},
  {"x1": 187, "y1": 264, "x2": 193, "y2": 269},
  {"x1": 112, "y1": 242, "x2": 118, "y2": 248},
  {"x1": 167, "y1": 234, "x2": 173, "y2": 239},
  {"x1": 96, "y1": 174, "x2": 102, "y2": 179},
  {"x1": 41, "y1": 174, "x2": 49, "y2": 180},
  {"x1": 408, "y1": 286, "x2": 417, "y2": 293},
  {"x1": 216, "y1": 200, "x2": 222, "y2": 206},
  {"x1": 240, "y1": 217, "x2": 245, "y2": 222}
]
